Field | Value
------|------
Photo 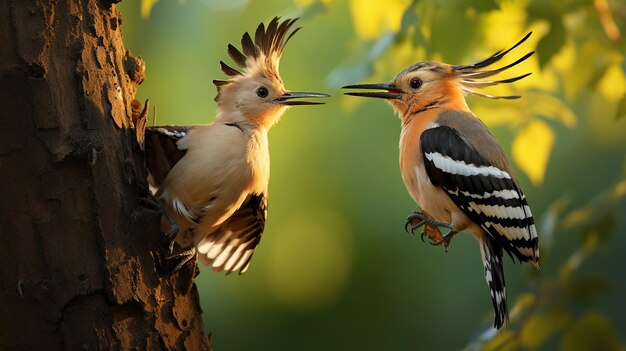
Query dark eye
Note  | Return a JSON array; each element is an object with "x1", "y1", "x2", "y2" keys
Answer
[
  {"x1": 256, "y1": 86, "x2": 269, "y2": 98},
  {"x1": 410, "y1": 78, "x2": 422, "y2": 89}
]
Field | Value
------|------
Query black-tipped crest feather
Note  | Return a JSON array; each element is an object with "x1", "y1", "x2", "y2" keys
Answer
[
  {"x1": 227, "y1": 44, "x2": 247, "y2": 67},
  {"x1": 453, "y1": 32, "x2": 532, "y2": 72},
  {"x1": 453, "y1": 33, "x2": 533, "y2": 100},
  {"x1": 255, "y1": 22, "x2": 266, "y2": 49},
  {"x1": 241, "y1": 32, "x2": 257, "y2": 57},
  {"x1": 221, "y1": 17, "x2": 300, "y2": 79},
  {"x1": 220, "y1": 61, "x2": 242, "y2": 76}
]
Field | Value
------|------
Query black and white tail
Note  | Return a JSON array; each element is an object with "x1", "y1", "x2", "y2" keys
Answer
[{"x1": 479, "y1": 235, "x2": 509, "y2": 329}]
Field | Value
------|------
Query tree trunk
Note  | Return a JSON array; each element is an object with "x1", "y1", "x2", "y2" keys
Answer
[{"x1": 0, "y1": 1, "x2": 211, "y2": 349}]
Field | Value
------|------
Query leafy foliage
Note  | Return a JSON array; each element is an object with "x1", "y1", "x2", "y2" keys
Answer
[
  {"x1": 334, "y1": 0, "x2": 626, "y2": 186},
  {"x1": 333, "y1": 0, "x2": 626, "y2": 349},
  {"x1": 121, "y1": 0, "x2": 626, "y2": 349}
]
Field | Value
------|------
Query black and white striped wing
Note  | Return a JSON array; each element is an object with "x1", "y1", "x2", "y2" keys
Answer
[
  {"x1": 196, "y1": 193, "x2": 268, "y2": 274},
  {"x1": 420, "y1": 126, "x2": 538, "y2": 263},
  {"x1": 145, "y1": 126, "x2": 190, "y2": 189}
]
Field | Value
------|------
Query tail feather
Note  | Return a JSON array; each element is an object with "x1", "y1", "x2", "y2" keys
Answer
[{"x1": 479, "y1": 235, "x2": 509, "y2": 329}]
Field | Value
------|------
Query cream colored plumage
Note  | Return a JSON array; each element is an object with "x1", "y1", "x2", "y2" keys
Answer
[{"x1": 145, "y1": 17, "x2": 327, "y2": 274}]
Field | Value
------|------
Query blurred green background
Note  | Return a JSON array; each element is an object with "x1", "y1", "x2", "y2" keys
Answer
[{"x1": 118, "y1": 0, "x2": 626, "y2": 350}]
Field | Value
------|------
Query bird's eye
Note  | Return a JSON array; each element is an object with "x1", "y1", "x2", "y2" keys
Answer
[
  {"x1": 410, "y1": 78, "x2": 422, "y2": 89},
  {"x1": 256, "y1": 86, "x2": 269, "y2": 98}
]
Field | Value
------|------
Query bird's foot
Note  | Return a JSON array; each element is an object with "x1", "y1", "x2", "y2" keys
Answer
[
  {"x1": 405, "y1": 210, "x2": 452, "y2": 232},
  {"x1": 164, "y1": 216, "x2": 180, "y2": 254},
  {"x1": 428, "y1": 229, "x2": 458, "y2": 252},
  {"x1": 137, "y1": 196, "x2": 180, "y2": 254},
  {"x1": 168, "y1": 247, "x2": 198, "y2": 273},
  {"x1": 405, "y1": 210, "x2": 456, "y2": 251}
]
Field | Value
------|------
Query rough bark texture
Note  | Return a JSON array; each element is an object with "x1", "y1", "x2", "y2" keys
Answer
[{"x1": 0, "y1": 1, "x2": 211, "y2": 350}]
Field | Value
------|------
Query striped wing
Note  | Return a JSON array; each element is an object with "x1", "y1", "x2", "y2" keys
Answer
[
  {"x1": 420, "y1": 126, "x2": 538, "y2": 263},
  {"x1": 145, "y1": 126, "x2": 190, "y2": 189},
  {"x1": 196, "y1": 193, "x2": 267, "y2": 274}
]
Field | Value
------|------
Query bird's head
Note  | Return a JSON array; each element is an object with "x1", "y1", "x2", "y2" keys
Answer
[
  {"x1": 343, "y1": 33, "x2": 533, "y2": 120},
  {"x1": 213, "y1": 17, "x2": 328, "y2": 129}
]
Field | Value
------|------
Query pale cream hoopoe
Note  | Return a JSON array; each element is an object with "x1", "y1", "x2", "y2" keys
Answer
[
  {"x1": 145, "y1": 17, "x2": 328, "y2": 274},
  {"x1": 343, "y1": 33, "x2": 539, "y2": 329}
]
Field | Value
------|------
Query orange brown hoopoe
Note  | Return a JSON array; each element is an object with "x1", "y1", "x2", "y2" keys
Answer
[
  {"x1": 343, "y1": 33, "x2": 539, "y2": 329},
  {"x1": 145, "y1": 17, "x2": 328, "y2": 274}
]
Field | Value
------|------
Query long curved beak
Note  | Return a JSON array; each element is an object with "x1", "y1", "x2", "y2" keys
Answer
[
  {"x1": 275, "y1": 92, "x2": 329, "y2": 105},
  {"x1": 342, "y1": 83, "x2": 403, "y2": 100}
]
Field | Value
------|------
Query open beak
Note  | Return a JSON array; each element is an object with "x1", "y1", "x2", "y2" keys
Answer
[
  {"x1": 275, "y1": 92, "x2": 329, "y2": 106},
  {"x1": 342, "y1": 83, "x2": 403, "y2": 100}
]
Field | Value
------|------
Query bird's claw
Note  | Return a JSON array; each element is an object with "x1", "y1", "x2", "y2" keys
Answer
[
  {"x1": 428, "y1": 230, "x2": 457, "y2": 252},
  {"x1": 405, "y1": 210, "x2": 457, "y2": 251},
  {"x1": 168, "y1": 247, "x2": 197, "y2": 273},
  {"x1": 168, "y1": 239, "x2": 176, "y2": 255},
  {"x1": 405, "y1": 210, "x2": 428, "y2": 235}
]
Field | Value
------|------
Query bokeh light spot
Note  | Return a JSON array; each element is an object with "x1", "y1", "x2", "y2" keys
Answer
[{"x1": 268, "y1": 210, "x2": 354, "y2": 313}]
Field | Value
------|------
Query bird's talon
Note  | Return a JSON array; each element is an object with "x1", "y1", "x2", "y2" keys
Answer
[{"x1": 167, "y1": 247, "x2": 197, "y2": 273}]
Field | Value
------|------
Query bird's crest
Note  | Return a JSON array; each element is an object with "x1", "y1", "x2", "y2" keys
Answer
[
  {"x1": 213, "y1": 17, "x2": 300, "y2": 89},
  {"x1": 453, "y1": 32, "x2": 534, "y2": 100}
]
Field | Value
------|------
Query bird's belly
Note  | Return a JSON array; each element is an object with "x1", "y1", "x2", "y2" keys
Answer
[
  {"x1": 408, "y1": 164, "x2": 452, "y2": 221},
  {"x1": 404, "y1": 163, "x2": 477, "y2": 234}
]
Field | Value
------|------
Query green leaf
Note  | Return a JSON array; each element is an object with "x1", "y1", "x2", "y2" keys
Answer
[
  {"x1": 616, "y1": 93, "x2": 626, "y2": 120},
  {"x1": 326, "y1": 33, "x2": 394, "y2": 88},
  {"x1": 537, "y1": 14, "x2": 565, "y2": 68},
  {"x1": 538, "y1": 195, "x2": 573, "y2": 254},
  {"x1": 482, "y1": 331, "x2": 519, "y2": 351},
  {"x1": 520, "y1": 309, "x2": 568, "y2": 349},
  {"x1": 430, "y1": 8, "x2": 477, "y2": 63},
  {"x1": 560, "y1": 312, "x2": 624, "y2": 351},
  {"x1": 580, "y1": 211, "x2": 617, "y2": 248},
  {"x1": 564, "y1": 275, "x2": 612, "y2": 302},
  {"x1": 563, "y1": 41, "x2": 613, "y2": 100},
  {"x1": 509, "y1": 293, "x2": 537, "y2": 321},
  {"x1": 398, "y1": 0, "x2": 418, "y2": 37},
  {"x1": 469, "y1": 0, "x2": 499, "y2": 12},
  {"x1": 140, "y1": 0, "x2": 159, "y2": 18},
  {"x1": 297, "y1": 0, "x2": 329, "y2": 21}
]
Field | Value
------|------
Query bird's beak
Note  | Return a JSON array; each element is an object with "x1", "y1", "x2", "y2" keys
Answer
[
  {"x1": 275, "y1": 92, "x2": 329, "y2": 105},
  {"x1": 342, "y1": 83, "x2": 403, "y2": 100}
]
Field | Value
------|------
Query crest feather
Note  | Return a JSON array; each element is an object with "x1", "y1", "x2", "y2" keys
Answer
[
  {"x1": 452, "y1": 32, "x2": 534, "y2": 100},
  {"x1": 213, "y1": 17, "x2": 300, "y2": 89}
]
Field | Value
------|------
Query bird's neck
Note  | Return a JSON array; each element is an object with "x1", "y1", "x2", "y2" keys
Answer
[
  {"x1": 399, "y1": 88, "x2": 470, "y2": 125},
  {"x1": 215, "y1": 105, "x2": 285, "y2": 132}
]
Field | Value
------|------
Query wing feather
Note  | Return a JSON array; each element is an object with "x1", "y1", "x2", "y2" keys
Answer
[
  {"x1": 196, "y1": 193, "x2": 267, "y2": 274},
  {"x1": 421, "y1": 125, "x2": 538, "y2": 263},
  {"x1": 145, "y1": 125, "x2": 191, "y2": 189}
]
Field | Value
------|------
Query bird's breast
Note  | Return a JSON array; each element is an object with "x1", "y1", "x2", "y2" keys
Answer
[
  {"x1": 398, "y1": 109, "x2": 454, "y2": 224},
  {"x1": 246, "y1": 130, "x2": 270, "y2": 193},
  {"x1": 398, "y1": 110, "x2": 439, "y2": 202}
]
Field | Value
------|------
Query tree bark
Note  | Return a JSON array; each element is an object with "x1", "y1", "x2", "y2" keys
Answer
[{"x1": 0, "y1": 1, "x2": 210, "y2": 349}]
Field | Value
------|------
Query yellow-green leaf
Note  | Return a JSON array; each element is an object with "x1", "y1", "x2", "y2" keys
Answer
[
  {"x1": 512, "y1": 119, "x2": 555, "y2": 185},
  {"x1": 564, "y1": 275, "x2": 612, "y2": 302},
  {"x1": 509, "y1": 293, "x2": 537, "y2": 321},
  {"x1": 520, "y1": 309, "x2": 568, "y2": 349},
  {"x1": 348, "y1": 0, "x2": 407, "y2": 39},
  {"x1": 482, "y1": 330, "x2": 519, "y2": 351},
  {"x1": 528, "y1": 92, "x2": 577, "y2": 128},
  {"x1": 560, "y1": 312, "x2": 624, "y2": 351},
  {"x1": 616, "y1": 93, "x2": 626, "y2": 120},
  {"x1": 141, "y1": 0, "x2": 159, "y2": 18}
]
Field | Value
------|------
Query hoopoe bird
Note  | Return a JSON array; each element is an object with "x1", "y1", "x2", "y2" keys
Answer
[
  {"x1": 343, "y1": 33, "x2": 539, "y2": 329},
  {"x1": 145, "y1": 17, "x2": 328, "y2": 274}
]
